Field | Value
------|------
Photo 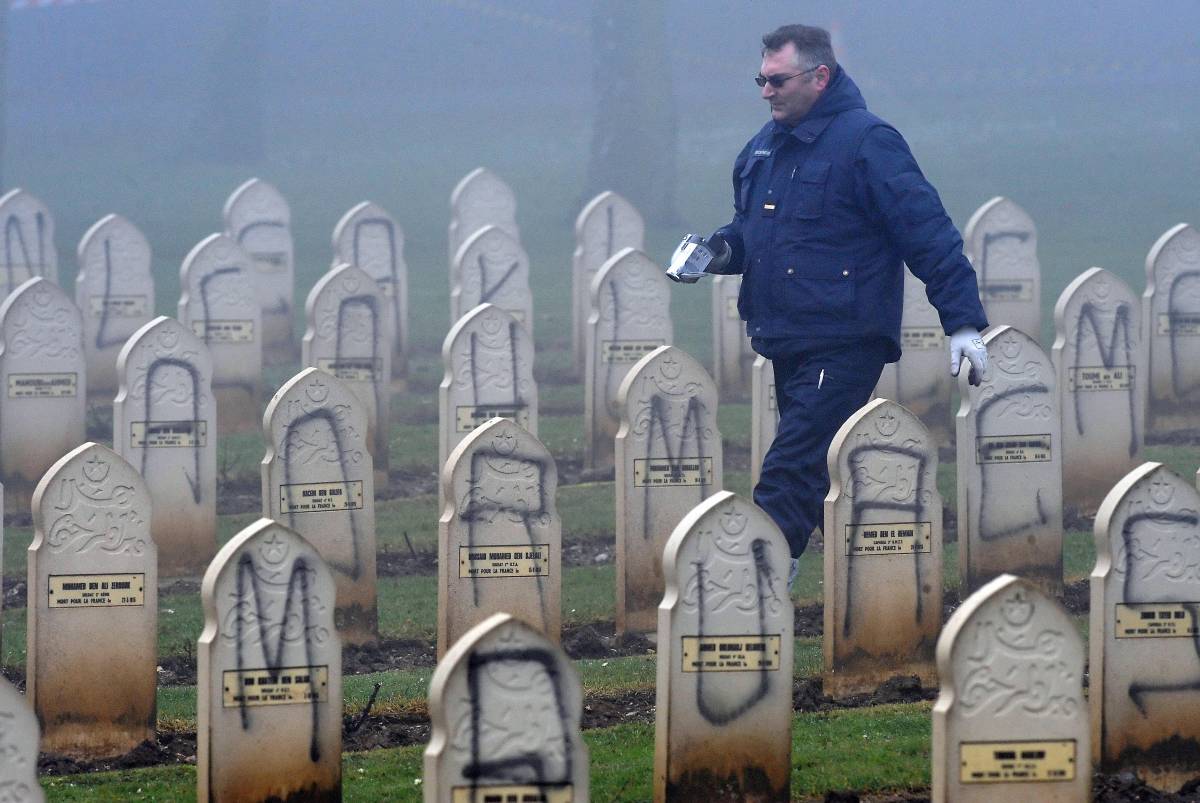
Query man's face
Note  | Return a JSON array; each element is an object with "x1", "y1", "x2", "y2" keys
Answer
[{"x1": 760, "y1": 42, "x2": 828, "y2": 126}]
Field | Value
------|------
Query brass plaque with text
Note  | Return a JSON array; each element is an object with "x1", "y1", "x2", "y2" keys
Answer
[
  {"x1": 1068, "y1": 365, "x2": 1133, "y2": 392},
  {"x1": 960, "y1": 739, "x2": 1076, "y2": 783},
  {"x1": 980, "y1": 279, "x2": 1034, "y2": 301},
  {"x1": 1115, "y1": 602, "x2": 1200, "y2": 638},
  {"x1": 89, "y1": 295, "x2": 149, "y2": 317},
  {"x1": 451, "y1": 786, "x2": 572, "y2": 803},
  {"x1": 131, "y1": 420, "x2": 207, "y2": 448},
  {"x1": 633, "y1": 457, "x2": 714, "y2": 487},
  {"x1": 600, "y1": 339, "x2": 663, "y2": 364},
  {"x1": 49, "y1": 573, "x2": 144, "y2": 608},
  {"x1": 7, "y1": 373, "x2": 78, "y2": 399},
  {"x1": 975, "y1": 434, "x2": 1051, "y2": 464},
  {"x1": 900, "y1": 327, "x2": 943, "y2": 350},
  {"x1": 316, "y1": 357, "x2": 381, "y2": 383},
  {"x1": 280, "y1": 480, "x2": 364, "y2": 514},
  {"x1": 455, "y1": 405, "x2": 527, "y2": 433},
  {"x1": 250, "y1": 251, "x2": 289, "y2": 272},
  {"x1": 222, "y1": 665, "x2": 329, "y2": 708},
  {"x1": 845, "y1": 522, "x2": 932, "y2": 556},
  {"x1": 1157, "y1": 313, "x2": 1200, "y2": 336},
  {"x1": 458, "y1": 544, "x2": 550, "y2": 579},
  {"x1": 681, "y1": 635, "x2": 781, "y2": 672},
  {"x1": 191, "y1": 319, "x2": 255, "y2": 343}
]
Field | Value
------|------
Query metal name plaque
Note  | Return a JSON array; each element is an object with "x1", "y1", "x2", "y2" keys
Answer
[
  {"x1": 600, "y1": 339, "x2": 664, "y2": 364},
  {"x1": 250, "y1": 251, "x2": 289, "y2": 272},
  {"x1": 455, "y1": 404, "x2": 526, "y2": 433},
  {"x1": 1115, "y1": 602, "x2": 1200, "y2": 638},
  {"x1": 452, "y1": 787, "x2": 572, "y2": 803},
  {"x1": 900, "y1": 327, "x2": 943, "y2": 350},
  {"x1": 48, "y1": 573, "x2": 145, "y2": 608},
  {"x1": 681, "y1": 635, "x2": 782, "y2": 672},
  {"x1": 1157, "y1": 313, "x2": 1200, "y2": 337},
  {"x1": 975, "y1": 434, "x2": 1052, "y2": 464},
  {"x1": 845, "y1": 522, "x2": 932, "y2": 556},
  {"x1": 458, "y1": 544, "x2": 550, "y2": 579},
  {"x1": 279, "y1": 480, "x2": 364, "y2": 514},
  {"x1": 315, "y1": 357, "x2": 381, "y2": 383},
  {"x1": 1068, "y1": 365, "x2": 1134, "y2": 392},
  {"x1": 222, "y1": 665, "x2": 329, "y2": 708},
  {"x1": 131, "y1": 420, "x2": 207, "y2": 448},
  {"x1": 7, "y1": 373, "x2": 78, "y2": 399},
  {"x1": 89, "y1": 295, "x2": 149, "y2": 317},
  {"x1": 191, "y1": 319, "x2": 255, "y2": 343},
  {"x1": 980, "y1": 279, "x2": 1034, "y2": 301},
  {"x1": 960, "y1": 740, "x2": 1076, "y2": 784},
  {"x1": 633, "y1": 457, "x2": 714, "y2": 487}
]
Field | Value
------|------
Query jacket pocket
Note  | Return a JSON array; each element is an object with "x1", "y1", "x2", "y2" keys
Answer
[
  {"x1": 737, "y1": 155, "x2": 765, "y2": 215},
  {"x1": 789, "y1": 160, "x2": 831, "y2": 220},
  {"x1": 774, "y1": 259, "x2": 856, "y2": 318}
]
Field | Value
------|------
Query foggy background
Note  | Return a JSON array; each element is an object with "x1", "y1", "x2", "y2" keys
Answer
[{"x1": 5, "y1": 0, "x2": 1200, "y2": 369}]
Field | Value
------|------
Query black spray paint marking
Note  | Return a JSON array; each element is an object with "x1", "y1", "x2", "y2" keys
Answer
[
  {"x1": 1166, "y1": 271, "x2": 1200, "y2": 400},
  {"x1": 475, "y1": 253, "x2": 520, "y2": 307},
  {"x1": 693, "y1": 538, "x2": 774, "y2": 725},
  {"x1": 1072, "y1": 301, "x2": 1136, "y2": 455},
  {"x1": 842, "y1": 443, "x2": 928, "y2": 637},
  {"x1": 282, "y1": 409, "x2": 363, "y2": 579},
  {"x1": 605, "y1": 203, "x2": 615, "y2": 259},
  {"x1": 199, "y1": 266, "x2": 255, "y2": 395},
  {"x1": 975, "y1": 383, "x2": 1051, "y2": 542},
  {"x1": 93, "y1": 239, "x2": 128, "y2": 350},
  {"x1": 467, "y1": 321, "x2": 524, "y2": 410},
  {"x1": 3, "y1": 212, "x2": 42, "y2": 290},
  {"x1": 334, "y1": 294, "x2": 385, "y2": 458},
  {"x1": 464, "y1": 646, "x2": 572, "y2": 795},
  {"x1": 978, "y1": 229, "x2": 1030, "y2": 291},
  {"x1": 236, "y1": 220, "x2": 291, "y2": 315},
  {"x1": 234, "y1": 554, "x2": 323, "y2": 762},
  {"x1": 352, "y1": 216, "x2": 403, "y2": 354},
  {"x1": 141, "y1": 357, "x2": 204, "y2": 503},
  {"x1": 641, "y1": 395, "x2": 708, "y2": 537},
  {"x1": 1121, "y1": 510, "x2": 1200, "y2": 715}
]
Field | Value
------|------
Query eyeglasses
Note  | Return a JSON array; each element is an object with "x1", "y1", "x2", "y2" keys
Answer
[{"x1": 755, "y1": 66, "x2": 819, "y2": 88}]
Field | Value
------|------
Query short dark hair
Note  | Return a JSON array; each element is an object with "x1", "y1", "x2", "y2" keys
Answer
[{"x1": 762, "y1": 24, "x2": 837, "y2": 73}]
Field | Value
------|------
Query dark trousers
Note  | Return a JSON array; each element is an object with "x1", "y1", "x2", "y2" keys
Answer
[{"x1": 752, "y1": 339, "x2": 888, "y2": 557}]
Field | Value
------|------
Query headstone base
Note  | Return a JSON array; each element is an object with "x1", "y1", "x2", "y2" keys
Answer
[
  {"x1": 214, "y1": 386, "x2": 260, "y2": 435},
  {"x1": 335, "y1": 600, "x2": 378, "y2": 647},
  {"x1": 155, "y1": 512, "x2": 217, "y2": 578}
]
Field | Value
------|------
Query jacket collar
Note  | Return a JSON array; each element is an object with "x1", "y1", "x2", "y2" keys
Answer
[{"x1": 768, "y1": 66, "x2": 866, "y2": 144}]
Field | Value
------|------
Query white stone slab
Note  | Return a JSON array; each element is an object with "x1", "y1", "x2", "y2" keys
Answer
[
  {"x1": 932, "y1": 573, "x2": 1088, "y2": 802},
  {"x1": 1143, "y1": 223, "x2": 1200, "y2": 431},
  {"x1": 223, "y1": 178, "x2": 294, "y2": 362},
  {"x1": 750, "y1": 356, "x2": 778, "y2": 489},
  {"x1": 74, "y1": 214, "x2": 154, "y2": 396},
  {"x1": 654, "y1": 490, "x2": 793, "y2": 802},
  {"x1": 448, "y1": 167, "x2": 518, "y2": 275},
  {"x1": 262, "y1": 368, "x2": 377, "y2": 644},
  {"x1": 711, "y1": 275, "x2": 754, "y2": 402},
  {"x1": 615, "y1": 345, "x2": 721, "y2": 634},
  {"x1": 114, "y1": 315, "x2": 216, "y2": 576},
  {"x1": 0, "y1": 278, "x2": 86, "y2": 510},
  {"x1": 28, "y1": 442, "x2": 157, "y2": 758},
  {"x1": 824, "y1": 398, "x2": 942, "y2": 696},
  {"x1": 956, "y1": 325, "x2": 1063, "y2": 595},
  {"x1": 178, "y1": 233, "x2": 262, "y2": 434},
  {"x1": 584, "y1": 248, "x2": 673, "y2": 472},
  {"x1": 964, "y1": 196, "x2": 1041, "y2": 339},
  {"x1": 424, "y1": 612, "x2": 587, "y2": 802},
  {"x1": 198, "y1": 518, "x2": 342, "y2": 802},
  {"x1": 1052, "y1": 267, "x2": 1144, "y2": 513},
  {"x1": 0, "y1": 188, "x2": 57, "y2": 299},
  {"x1": 332, "y1": 200, "x2": 408, "y2": 379},
  {"x1": 1091, "y1": 462, "x2": 1200, "y2": 790},
  {"x1": 450, "y1": 224, "x2": 533, "y2": 333},
  {"x1": 0, "y1": 674, "x2": 43, "y2": 802}
]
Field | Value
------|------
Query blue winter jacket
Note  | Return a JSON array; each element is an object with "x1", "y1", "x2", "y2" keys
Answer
[{"x1": 714, "y1": 66, "x2": 988, "y2": 362}]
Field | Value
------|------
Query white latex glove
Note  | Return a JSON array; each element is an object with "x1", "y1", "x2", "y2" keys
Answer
[{"x1": 950, "y1": 326, "x2": 988, "y2": 386}]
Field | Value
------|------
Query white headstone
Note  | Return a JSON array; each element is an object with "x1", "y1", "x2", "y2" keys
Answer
[
  {"x1": 0, "y1": 188, "x2": 57, "y2": 299},
  {"x1": 654, "y1": 490, "x2": 793, "y2": 802},
  {"x1": 750, "y1": 356, "x2": 778, "y2": 489},
  {"x1": 0, "y1": 675, "x2": 43, "y2": 802},
  {"x1": 178, "y1": 233, "x2": 262, "y2": 434},
  {"x1": 584, "y1": 248, "x2": 673, "y2": 472},
  {"x1": 262, "y1": 368, "x2": 377, "y2": 644},
  {"x1": 450, "y1": 224, "x2": 533, "y2": 333},
  {"x1": 964, "y1": 196, "x2": 1041, "y2": 339},
  {"x1": 198, "y1": 518, "x2": 342, "y2": 802},
  {"x1": 114, "y1": 316, "x2": 216, "y2": 576},
  {"x1": 1143, "y1": 223, "x2": 1200, "y2": 432},
  {"x1": 711, "y1": 275, "x2": 754, "y2": 401},
  {"x1": 448, "y1": 167, "x2": 518, "y2": 275},
  {"x1": 28, "y1": 442, "x2": 157, "y2": 757},
  {"x1": 223, "y1": 178, "x2": 294, "y2": 363}
]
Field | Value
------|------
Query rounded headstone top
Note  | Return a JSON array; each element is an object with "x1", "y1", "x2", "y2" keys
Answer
[
  {"x1": 1052, "y1": 267, "x2": 1138, "y2": 346},
  {"x1": 590, "y1": 247, "x2": 662, "y2": 297},
  {"x1": 827, "y1": 397, "x2": 933, "y2": 473},
  {"x1": 1094, "y1": 461, "x2": 1200, "y2": 562},
  {"x1": 617, "y1": 344, "x2": 715, "y2": 414},
  {"x1": 222, "y1": 177, "x2": 290, "y2": 231},
  {"x1": 574, "y1": 190, "x2": 644, "y2": 240},
  {"x1": 76, "y1": 213, "x2": 151, "y2": 269},
  {"x1": 263, "y1": 366, "x2": 367, "y2": 441},
  {"x1": 442, "y1": 303, "x2": 527, "y2": 358},
  {"x1": 442, "y1": 415, "x2": 555, "y2": 503},
  {"x1": 1145, "y1": 223, "x2": 1200, "y2": 285},
  {"x1": 331, "y1": 201, "x2": 404, "y2": 268},
  {"x1": 0, "y1": 277, "x2": 82, "y2": 350},
  {"x1": 449, "y1": 167, "x2": 516, "y2": 216},
  {"x1": 962, "y1": 324, "x2": 1052, "y2": 396},
  {"x1": 116, "y1": 315, "x2": 213, "y2": 378},
  {"x1": 452, "y1": 224, "x2": 527, "y2": 275},
  {"x1": 179, "y1": 232, "x2": 255, "y2": 284},
  {"x1": 306, "y1": 263, "x2": 382, "y2": 316},
  {"x1": 963, "y1": 196, "x2": 1036, "y2": 249}
]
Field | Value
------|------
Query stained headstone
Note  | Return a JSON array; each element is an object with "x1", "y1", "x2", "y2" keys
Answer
[
  {"x1": 615, "y1": 345, "x2": 721, "y2": 634},
  {"x1": 1052, "y1": 267, "x2": 1143, "y2": 513},
  {"x1": 655, "y1": 490, "x2": 793, "y2": 802},
  {"x1": 823, "y1": 398, "x2": 942, "y2": 696},
  {"x1": 74, "y1": 214, "x2": 155, "y2": 396},
  {"x1": 711, "y1": 275, "x2": 754, "y2": 401},
  {"x1": 1143, "y1": 223, "x2": 1200, "y2": 432},
  {"x1": 303, "y1": 263, "x2": 392, "y2": 483},
  {"x1": 450, "y1": 224, "x2": 533, "y2": 332},
  {"x1": 956, "y1": 325, "x2": 1063, "y2": 595},
  {"x1": 198, "y1": 518, "x2": 342, "y2": 802},
  {"x1": 331, "y1": 201, "x2": 408, "y2": 381},
  {"x1": 28, "y1": 442, "x2": 157, "y2": 757},
  {"x1": 1091, "y1": 462, "x2": 1200, "y2": 790},
  {"x1": 262, "y1": 368, "x2": 377, "y2": 644},
  {"x1": 438, "y1": 303, "x2": 537, "y2": 504},
  {"x1": 425, "y1": 612, "x2": 587, "y2": 802},
  {"x1": 964, "y1": 196, "x2": 1041, "y2": 338},
  {"x1": 0, "y1": 188, "x2": 57, "y2": 299},
  {"x1": 571, "y1": 190, "x2": 645, "y2": 374},
  {"x1": 438, "y1": 417, "x2": 560, "y2": 658},
  {"x1": 751, "y1": 356, "x2": 778, "y2": 489},
  {"x1": 932, "y1": 573, "x2": 1088, "y2": 802},
  {"x1": 0, "y1": 278, "x2": 86, "y2": 512},
  {"x1": 0, "y1": 675, "x2": 42, "y2": 802},
  {"x1": 584, "y1": 247, "x2": 673, "y2": 472},
  {"x1": 223, "y1": 178, "x2": 295, "y2": 364},
  {"x1": 114, "y1": 316, "x2": 216, "y2": 576},
  {"x1": 448, "y1": 167, "x2": 518, "y2": 275},
  {"x1": 178, "y1": 233, "x2": 262, "y2": 434}
]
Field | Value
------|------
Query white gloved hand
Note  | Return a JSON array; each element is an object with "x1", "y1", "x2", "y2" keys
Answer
[{"x1": 950, "y1": 326, "x2": 988, "y2": 386}]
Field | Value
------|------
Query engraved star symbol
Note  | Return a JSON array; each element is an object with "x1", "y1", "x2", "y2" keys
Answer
[{"x1": 260, "y1": 532, "x2": 288, "y2": 564}]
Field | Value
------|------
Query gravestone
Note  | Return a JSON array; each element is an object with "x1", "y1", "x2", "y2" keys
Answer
[
  {"x1": 303, "y1": 263, "x2": 392, "y2": 483},
  {"x1": 438, "y1": 417, "x2": 560, "y2": 658},
  {"x1": 824, "y1": 398, "x2": 942, "y2": 696},
  {"x1": 932, "y1": 573, "x2": 1088, "y2": 802},
  {"x1": 424, "y1": 612, "x2": 587, "y2": 803},
  {"x1": 114, "y1": 316, "x2": 216, "y2": 576},
  {"x1": 956, "y1": 325, "x2": 1063, "y2": 595},
  {"x1": 750, "y1": 356, "x2": 778, "y2": 488},
  {"x1": 1091, "y1": 462, "x2": 1200, "y2": 790},
  {"x1": 28, "y1": 442, "x2": 157, "y2": 757},
  {"x1": 198, "y1": 518, "x2": 341, "y2": 802},
  {"x1": 331, "y1": 200, "x2": 408, "y2": 381},
  {"x1": 262, "y1": 368, "x2": 377, "y2": 644},
  {"x1": 711, "y1": 275, "x2": 754, "y2": 401},
  {"x1": 438, "y1": 304, "x2": 537, "y2": 505},
  {"x1": 450, "y1": 224, "x2": 533, "y2": 332},
  {"x1": 1143, "y1": 223, "x2": 1200, "y2": 432},
  {"x1": 0, "y1": 188, "x2": 57, "y2": 299},
  {"x1": 0, "y1": 675, "x2": 42, "y2": 802},
  {"x1": 178, "y1": 232, "x2": 262, "y2": 434},
  {"x1": 585, "y1": 248, "x2": 673, "y2": 472},
  {"x1": 964, "y1": 196, "x2": 1041, "y2": 339},
  {"x1": 654, "y1": 490, "x2": 793, "y2": 803},
  {"x1": 223, "y1": 178, "x2": 295, "y2": 364},
  {"x1": 448, "y1": 167, "x2": 518, "y2": 276},
  {"x1": 75, "y1": 214, "x2": 155, "y2": 396},
  {"x1": 572, "y1": 190, "x2": 645, "y2": 374},
  {"x1": 615, "y1": 345, "x2": 721, "y2": 634},
  {"x1": 0, "y1": 278, "x2": 86, "y2": 512},
  {"x1": 874, "y1": 266, "x2": 952, "y2": 445},
  {"x1": 1052, "y1": 267, "x2": 1143, "y2": 513}
]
